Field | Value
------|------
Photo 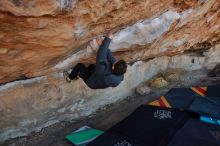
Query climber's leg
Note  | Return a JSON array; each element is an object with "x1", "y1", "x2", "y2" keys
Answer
[
  {"x1": 88, "y1": 64, "x2": 96, "y2": 71},
  {"x1": 64, "y1": 63, "x2": 93, "y2": 83},
  {"x1": 68, "y1": 63, "x2": 89, "y2": 80}
]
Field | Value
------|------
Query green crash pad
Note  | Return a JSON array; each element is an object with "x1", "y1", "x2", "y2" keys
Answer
[{"x1": 66, "y1": 126, "x2": 104, "y2": 146}]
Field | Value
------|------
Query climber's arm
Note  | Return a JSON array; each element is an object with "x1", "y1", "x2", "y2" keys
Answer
[
  {"x1": 96, "y1": 37, "x2": 112, "y2": 73},
  {"x1": 107, "y1": 49, "x2": 116, "y2": 64}
]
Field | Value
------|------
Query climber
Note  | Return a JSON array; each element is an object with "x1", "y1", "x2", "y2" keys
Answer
[{"x1": 63, "y1": 32, "x2": 127, "y2": 89}]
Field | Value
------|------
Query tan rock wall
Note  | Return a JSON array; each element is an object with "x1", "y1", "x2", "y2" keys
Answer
[
  {"x1": 0, "y1": 0, "x2": 220, "y2": 142},
  {"x1": 0, "y1": 0, "x2": 219, "y2": 83},
  {"x1": 0, "y1": 45, "x2": 219, "y2": 141}
]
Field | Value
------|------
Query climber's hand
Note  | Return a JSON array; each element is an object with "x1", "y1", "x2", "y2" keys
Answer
[
  {"x1": 107, "y1": 31, "x2": 113, "y2": 39},
  {"x1": 96, "y1": 37, "x2": 103, "y2": 46}
]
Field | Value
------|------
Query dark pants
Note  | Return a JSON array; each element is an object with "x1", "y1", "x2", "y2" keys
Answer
[{"x1": 69, "y1": 63, "x2": 95, "y2": 81}]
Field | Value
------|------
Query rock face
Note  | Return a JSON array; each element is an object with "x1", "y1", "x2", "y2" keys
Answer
[
  {"x1": 136, "y1": 84, "x2": 151, "y2": 96},
  {"x1": 0, "y1": 0, "x2": 220, "y2": 142},
  {"x1": 0, "y1": 0, "x2": 219, "y2": 83},
  {"x1": 0, "y1": 46, "x2": 219, "y2": 141}
]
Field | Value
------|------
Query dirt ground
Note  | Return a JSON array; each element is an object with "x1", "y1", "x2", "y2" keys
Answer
[{"x1": 1, "y1": 69, "x2": 219, "y2": 146}]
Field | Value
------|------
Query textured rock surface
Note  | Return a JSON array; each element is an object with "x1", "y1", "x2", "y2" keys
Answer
[
  {"x1": 0, "y1": 45, "x2": 220, "y2": 141},
  {"x1": 0, "y1": 0, "x2": 220, "y2": 142},
  {"x1": 149, "y1": 77, "x2": 169, "y2": 88},
  {"x1": 136, "y1": 83, "x2": 151, "y2": 96},
  {"x1": 0, "y1": 0, "x2": 219, "y2": 83}
]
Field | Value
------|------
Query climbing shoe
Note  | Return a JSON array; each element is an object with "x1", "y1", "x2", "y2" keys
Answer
[{"x1": 63, "y1": 71, "x2": 72, "y2": 83}]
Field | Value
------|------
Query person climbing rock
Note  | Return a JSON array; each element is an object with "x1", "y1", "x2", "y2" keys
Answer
[{"x1": 63, "y1": 32, "x2": 127, "y2": 89}]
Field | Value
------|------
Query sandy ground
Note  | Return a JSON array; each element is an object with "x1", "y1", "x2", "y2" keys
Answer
[{"x1": 1, "y1": 69, "x2": 220, "y2": 146}]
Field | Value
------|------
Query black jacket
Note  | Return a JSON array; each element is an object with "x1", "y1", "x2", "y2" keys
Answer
[{"x1": 85, "y1": 37, "x2": 124, "y2": 89}]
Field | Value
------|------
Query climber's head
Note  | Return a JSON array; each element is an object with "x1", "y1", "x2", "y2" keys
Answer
[{"x1": 112, "y1": 60, "x2": 127, "y2": 75}]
